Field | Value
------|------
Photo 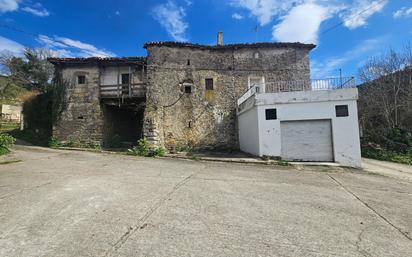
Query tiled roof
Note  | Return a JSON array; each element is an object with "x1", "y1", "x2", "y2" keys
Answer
[
  {"x1": 48, "y1": 56, "x2": 146, "y2": 65},
  {"x1": 144, "y1": 41, "x2": 316, "y2": 50}
]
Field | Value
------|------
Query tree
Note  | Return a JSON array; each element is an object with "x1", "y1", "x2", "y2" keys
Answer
[
  {"x1": 358, "y1": 45, "x2": 412, "y2": 149},
  {"x1": 0, "y1": 48, "x2": 54, "y2": 92}
]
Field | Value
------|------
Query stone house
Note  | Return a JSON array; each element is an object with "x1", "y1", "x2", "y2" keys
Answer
[{"x1": 49, "y1": 38, "x2": 315, "y2": 150}]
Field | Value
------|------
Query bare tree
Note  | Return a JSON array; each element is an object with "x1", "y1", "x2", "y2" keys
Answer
[{"x1": 358, "y1": 45, "x2": 412, "y2": 147}]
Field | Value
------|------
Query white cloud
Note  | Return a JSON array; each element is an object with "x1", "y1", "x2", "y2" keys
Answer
[
  {"x1": 272, "y1": 2, "x2": 334, "y2": 44},
  {"x1": 393, "y1": 7, "x2": 412, "y2": 19},
  {"x1": 152, "y1": 1, "x2": 188, "y2": 42},
  {"x1": 232, "y1": 13, "x2": 244, "y2": 20},
  {"x1": 231, "y1": 0, "x2": 301, "y2": 26},
  {"x1": 0, "y1": 36, "x2": 24, "y2": 55},
  {"x1": 340, "y1": 0, "x2": 387, "y2": 29},
  {"x1": 37, "y1": 35, "x2": 115, "y2": 57},
  {"x1": 21, "y1": 2, "x2": 49, "y2": 17},
  {"x1": 0, "y1": 0, "x2": 20, "y2": 13},
  {"x1": 311, "y1": 38, "x2": 381, "y2": 78}
]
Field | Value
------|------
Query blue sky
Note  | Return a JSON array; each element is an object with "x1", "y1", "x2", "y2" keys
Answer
[{"x1": 0, "y1": 0, "x2": 411, "y2": 79}]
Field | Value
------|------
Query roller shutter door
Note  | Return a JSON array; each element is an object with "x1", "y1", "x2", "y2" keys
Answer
[{"x1": 280, "y1": 120, "x2": 334, "y2": 162}]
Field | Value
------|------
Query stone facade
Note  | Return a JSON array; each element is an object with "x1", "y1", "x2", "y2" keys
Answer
[
  {"x1": 143, "y1": 42, "x2": 313, "y2": 150},
  {"x1": 50, "y1": 58, "x2": 146, "y2": 145},
  {"x1": 52, "y1": 65, "x2": 104, "y2": 145},
  {"x1": 49, "y1": 42, "x2": 314, "y2": 149}
]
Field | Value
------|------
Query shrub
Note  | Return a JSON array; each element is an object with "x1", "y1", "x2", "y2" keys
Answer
[
  {"x1": 48, "y1": 136, "x2": 61, "y2": 148},
  {"x1": 0, "y1": 133, "x2": 16, "y2": 155},
  {"x1": 151, "y1": 147, "x2": 166, "y2": 157},
  {"x1": 128, "y1": 138, "x2": 166, "y2": 157},
  {"x1": 128, "y1": 138, "x2": 150, "y2": 156}
]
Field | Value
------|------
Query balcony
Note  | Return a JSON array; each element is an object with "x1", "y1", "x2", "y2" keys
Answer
[
  {"x1": 237, "y1": 77, "x2": 356, "y2": 106},
  {"x1": 100, "y1": 83, "x2": 146, "y2": 99}
]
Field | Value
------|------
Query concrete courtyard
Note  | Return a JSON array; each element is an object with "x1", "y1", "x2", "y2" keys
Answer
[{"x1": 0, "y1": 145, "x2": 411, "y2": 257}]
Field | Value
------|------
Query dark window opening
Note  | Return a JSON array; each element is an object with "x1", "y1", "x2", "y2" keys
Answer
[
  {"x1": 188, "y1": 121, "x2": 192, "y2": 128},
  {"x1": 121, "y1": 73, "x2": 130, "y2": 85},
  {"x1": 336, "y1": 105, "x2": 349, "y2": 117},
  {"x1": 205, "y1": 78, "x2": 214, "y2": 90},
  {"x1": 187, "y1": 59, "x2": 191, "y2": 65},
  {"x1": 78, "y1": 116, "x2": 84, "y2": 120},
  {"x1": 78, "y1": 75, "x2": 86, "y2": 85},
  {"x1": 265, "y1": 109, "x2": 277, "y2": 120},
  {"x1": 184, "y1": 85, "x2": 192, "y2": 93}
]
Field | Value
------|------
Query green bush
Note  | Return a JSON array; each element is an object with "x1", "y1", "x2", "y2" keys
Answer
[
  {"x1": 0, "y1": 133, "x2": 16, "y2": 155},
  {"x1": 151, "y1": 147, "x2": 166, "y2": 157},
  {"x1": 128, "y1": 138, "x2": 166, "y2": 157},
  {"x1": 48, "y1": 136, "x2": 61, "y2": 148}
]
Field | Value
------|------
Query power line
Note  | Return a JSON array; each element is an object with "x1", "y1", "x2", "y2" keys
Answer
[
  {"x1": 0, "y1": 23, "x2": 76, "y2": 50},
  {"x1": 319, "y1": 0, "x2": 387, "y2": 36}
]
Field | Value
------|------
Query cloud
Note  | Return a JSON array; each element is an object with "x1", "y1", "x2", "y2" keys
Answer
[
  {"x1": 232, "y1": 13, "x2": 244, "y2": 20},
  {"x1": 311, "y1": 38, "x2": 381, "y2": 78},
  {"x1": 0, "y1": 35, "x2": 24, "y2": 55},
  {"x1": 393, "y1": 7, "x2": 412, "y2": 19},
  {"x1": 340, "y1": 0, "x2": 387, "y2": 29},
  {"x1": 21, "y1": 2, "x2": 49, "y2": 17},
  {"x1": 37, "y1": 35, "x2": 115, "y2": 57},
  {"x1": 231, "y1": 0, "x2": 301, "y2": 26},
  {"x1": 152, "y1": 1, "x2": 188, "y2": 42},
  {"x1": 272, "y1": 2, "x2": 335, "y2": 44},
  {"x1": 0, "y1": 0, "x2": 20, "y2": 13}
]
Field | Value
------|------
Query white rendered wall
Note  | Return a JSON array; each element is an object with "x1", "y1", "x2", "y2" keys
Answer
[
  {"x1": 238, "y1": 88, "x2": 362, "y2": 167},
  {"x1": 238, "y1": 105, "x2": 260, "y2": 156},
  {"x1": 100, "y1": 66, "x2": 142, "y2": 85}
]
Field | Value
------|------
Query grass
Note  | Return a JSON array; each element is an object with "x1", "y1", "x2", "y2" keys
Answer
[{"x1": 362, "y1": 147, "x2": 412, "y2": 165}]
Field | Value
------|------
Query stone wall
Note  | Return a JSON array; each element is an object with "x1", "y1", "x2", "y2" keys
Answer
[
  {"x1": 144, "y1": 45, "x2": 311, "y2": 150},
  {"x1": 53, "y1": 65, "x2": 104, "y2": 144}
]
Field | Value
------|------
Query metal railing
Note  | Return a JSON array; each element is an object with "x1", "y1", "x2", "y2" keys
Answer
[{"x1": 237, "y1": 77, "x2": 356, "y2": 106}]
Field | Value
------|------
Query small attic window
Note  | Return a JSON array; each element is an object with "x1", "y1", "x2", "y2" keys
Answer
[
  {"x1": 336, "y1": 105, "x2": 349, "y2": 117},
  {"x1": 184, "y1": 85, "x2": 192, "y2": 93},
  {"x1": 77, "y1": 75, "x2": 86, "y2": 85},
  {"x1": 205, "y1": 78, "x2": 214, "y2": 90}
]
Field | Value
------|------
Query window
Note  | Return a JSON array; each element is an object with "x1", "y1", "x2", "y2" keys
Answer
[
  {"x1": 121, "y1": 73, "x2": 130, "y2": 84},
  {"x1": 184, "y1": 85, "x2": 192, "y2": 93},
  {"x1": 265, "y1": 109, "x2": 277, "y2": 120},
  {"x1": 77, "y1": 75, "x2": 86, "y2": 85},
  {"x1": 336, "y1": 105, "x2": 349, "y2": 117},
  {"x1": 248, "y1": 76, "x2": 265, "y2": 89},
  {"x1": 187, "y1": 59, "x2": 191, "y2": 66},
  {"x1": 205, "y1": 78, "x2": 214, "y2": 90}
]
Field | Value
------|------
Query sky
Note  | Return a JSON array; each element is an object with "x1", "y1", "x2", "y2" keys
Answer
[{"x1": 0, "y1": 0, "x2": 411, "y2": 79}]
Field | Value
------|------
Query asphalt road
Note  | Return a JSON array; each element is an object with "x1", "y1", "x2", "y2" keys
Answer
[{"x1": 0, "y1": 146, "x2": 411, "y2": 257}]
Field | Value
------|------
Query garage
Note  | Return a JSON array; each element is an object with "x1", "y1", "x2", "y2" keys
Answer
[{"x1": 280, "y1": 120, "x2": 334, "y2": 162}]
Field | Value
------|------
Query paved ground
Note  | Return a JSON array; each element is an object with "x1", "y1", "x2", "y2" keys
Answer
[
  {"x1": 0, "y1": 146, "x2": 411, "y2": 257},
  {"x1": 362, "y1": 158, "x2": 412, "y2": 182}
]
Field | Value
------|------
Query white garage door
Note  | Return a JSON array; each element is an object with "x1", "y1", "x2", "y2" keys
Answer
[{"x1": 280, "y1": 120, "x2": 334, "y2": 162}]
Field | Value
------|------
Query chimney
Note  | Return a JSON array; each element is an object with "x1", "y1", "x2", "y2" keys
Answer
[{"x1": 217, "y1": 32, "x2": 223, "y2": 46}]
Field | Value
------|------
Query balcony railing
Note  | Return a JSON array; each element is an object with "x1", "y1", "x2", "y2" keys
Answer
[
  {"x1": 100, "y1": 82, "x2": 146, "y2": 99},
  {"x1": 237, "y1": 77, "x2": 356, "y2": 106}
]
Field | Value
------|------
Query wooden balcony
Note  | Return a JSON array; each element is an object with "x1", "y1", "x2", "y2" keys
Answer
[{"x1": 100, "y1": 83, "x2": 146, "y2": 99}]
